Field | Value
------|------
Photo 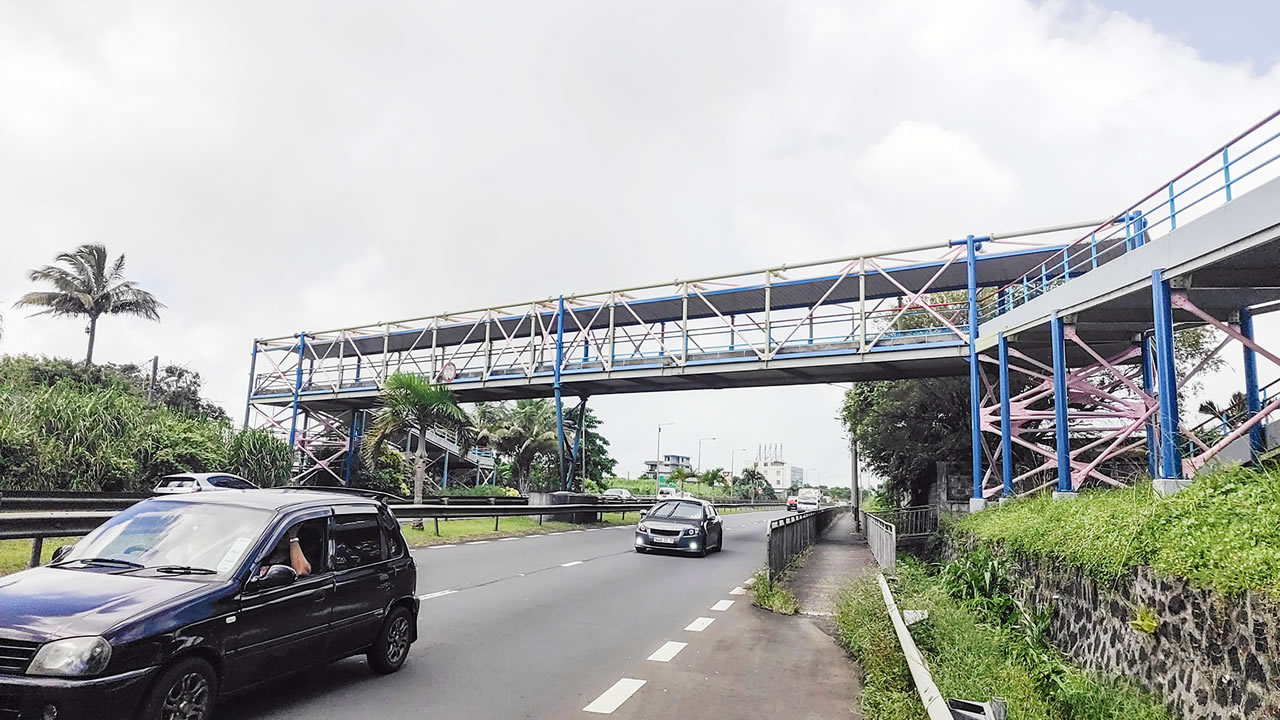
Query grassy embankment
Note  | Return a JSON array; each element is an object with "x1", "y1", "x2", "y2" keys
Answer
[
  {"x1": 836, "y1": 559, "x2": 1171, "y2": 720},
  {"x1": 953, "y1": 465, "x2": 1280, "y2": 596},
  {"x1": 834, "y1": 464, "x2": 1280, "y2": 719}
]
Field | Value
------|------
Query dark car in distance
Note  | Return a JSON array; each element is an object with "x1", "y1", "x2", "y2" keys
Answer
[
  {"x1": 0, "y1": 489, "x2": 420, "y2": 720},
  {"x1": 634, "y1": 498, "x2": 724, "y2": 556}
]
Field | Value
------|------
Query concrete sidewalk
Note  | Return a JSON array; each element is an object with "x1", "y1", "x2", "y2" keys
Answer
[{"x1": 785, "y1": 512, "x2": 876, "y2": 632}]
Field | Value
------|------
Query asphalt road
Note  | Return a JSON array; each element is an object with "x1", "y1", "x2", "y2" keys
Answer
[{"x1": 219, "y1": 509, "x2": 794, "y2": 720}]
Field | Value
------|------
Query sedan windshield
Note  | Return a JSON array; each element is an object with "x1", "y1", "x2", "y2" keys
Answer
[
  {"x1": 62, "y1": 500, "x2": 271, "y2": 578},
  {"x1": 648, "y1": 501, "x2": 704, "y2": 520}
]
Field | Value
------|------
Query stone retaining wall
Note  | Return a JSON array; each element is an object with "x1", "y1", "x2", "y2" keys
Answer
[{"x1": 946, "y1": 538, "x2": 1279, "y2": 719}]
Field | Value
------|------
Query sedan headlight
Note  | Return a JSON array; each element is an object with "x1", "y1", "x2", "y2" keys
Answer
[
  {"x1": 637, "y1": 523, "x2": 649, "y2": 532},
  {"x1": 684, "y1": 527, "x2": 699, "y2": 536},
  {"x1": 28, "y1": 636, "x2": 112, "y2": 677}
]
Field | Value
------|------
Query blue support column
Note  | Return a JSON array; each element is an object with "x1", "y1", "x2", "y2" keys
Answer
[
  {"x1": 954, "y1": 234, "x2": 985, "y2": 506},
  {"x1": 443, "y1": 451, "x2": 450, "y2": 489},
  {"x1": 1151, "y1": 271, "x2": 1182, "y2": 482},
  {"x1": 344, "y1": 411, "x2": 362, "y2": 486},
  {"x1": 1051, "y1": 316, "x2": 1072, "y2": 493},
  {"x1": 998, "y1": 333, "x2": 1014, "y2": 497},
  {"x1": 1140, "y1": 336, "x2": 1158, "y2": 478},
  {"x1": 1240, "y1": 307, "x2": 1263, "y2": 460},
  {"x1": 554, "y1": 296, "x2": 567, "y2": 485},
  {"x1": 242, "y1": 342, "x2": 259, "y2": 430},
  {"x1": 287, "y1": 334, "x2": 306, "y2": 448}
]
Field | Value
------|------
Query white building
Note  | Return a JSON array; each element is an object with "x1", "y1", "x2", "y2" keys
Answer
[
  {"x1": 759, "y1": 460, "x2": 804, "y2": 492},
  {"x1": 643, "y1": 454, "x2": 693, "y2": 480}
]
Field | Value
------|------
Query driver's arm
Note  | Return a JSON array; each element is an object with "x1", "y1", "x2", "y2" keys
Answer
[{"x1": 287, "y1": 528, "x2": 312, "y2": 577}]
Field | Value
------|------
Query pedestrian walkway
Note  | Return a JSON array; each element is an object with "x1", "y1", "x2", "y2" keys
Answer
[{"x1": 785, "y1": 512, "x2": 876, "y2": 632}]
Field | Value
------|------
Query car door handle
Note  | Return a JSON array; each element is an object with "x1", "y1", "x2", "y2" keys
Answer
[
  {"x1": 312, "y1": 591, "x2": 328, "y2": 603},
  {"x1": 378, "y1": 573, "x2": 391, "y2": 583}
]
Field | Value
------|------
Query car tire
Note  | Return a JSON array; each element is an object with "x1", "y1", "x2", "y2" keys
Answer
[
  {"x1": 695, "y1": 537, "x2": 708, "y2": 557},
  {"x1": 139, "y1": 656, "x2": 218, "y2": 720},
  {"x1": 368, "y1": 605, "x2": 414, "y2": 675}
]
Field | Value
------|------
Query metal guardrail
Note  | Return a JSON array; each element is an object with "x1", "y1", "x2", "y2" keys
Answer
[
  {"x1": 0, "y1": 499, "x2": 785, "y2": 558},
  {"x1": 875, "y1": 505, "x2": 937, "y2": 539},
  {"x1": 765, "y1": 506, "x2": 846, "y2": 581},
  {"x1": 863, "y1": 510, "x2": 897, "y2": 572},
  {"x1": 0, "y1": 491, "x2": 148, "y2": 512}
]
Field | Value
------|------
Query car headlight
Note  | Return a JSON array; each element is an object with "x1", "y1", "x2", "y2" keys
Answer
[
  {"x1": 637, "y1": 523, "x2": 648, "y2": 532},
  {"x1": 28, "y1": 637, "x2": 112, "y2": 677},
  {"x1": 684, "y1": 527, "x2": 699, "y2": 536}
]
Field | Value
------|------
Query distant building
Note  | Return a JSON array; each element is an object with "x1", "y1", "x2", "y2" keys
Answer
[
  {"x1": 755, "y1": 444, "x2": 803, "y2": 492},
  {"x1": 643, "y1": 454, "x2": 692, "y2": 479},
  {"x1": 760, "y1": 460, "x2": 804, "y2": 492}
]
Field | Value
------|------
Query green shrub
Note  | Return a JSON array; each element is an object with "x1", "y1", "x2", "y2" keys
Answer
[
  {"x1": 224, "y1": 428, "x2": 293, "y2": 487},
  {"x1": 750, "y1": 568, "x2": 799, "y2": 615}
]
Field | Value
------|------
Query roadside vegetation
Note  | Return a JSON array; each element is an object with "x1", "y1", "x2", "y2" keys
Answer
[
  {"x1": 0, "y1": 355, "x2": 292, "y2": 492},
  {"x1": 952, "y1": 465, "x2": 1280, "y2": 596},
  {"x1": 750, "y1": 567, "x2": 800, "y2": 615},
  {"x1": 836, "y1": 557, "x2": 1171, "y2": 720}
]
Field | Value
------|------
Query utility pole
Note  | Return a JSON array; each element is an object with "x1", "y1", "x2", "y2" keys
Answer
[
  {"x1": 851, "y1": 439, "x2": 861, "y2": 533},
  {"x1": 147, "y1": 355, "x2": 159, "y2": 401}
]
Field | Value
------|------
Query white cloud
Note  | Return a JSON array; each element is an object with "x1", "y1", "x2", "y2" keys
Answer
[{"x1": 1, "y1": 0, "x2": 1277, "y2": 485}]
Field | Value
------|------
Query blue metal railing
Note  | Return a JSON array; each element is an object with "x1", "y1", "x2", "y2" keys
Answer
[{"x1": 979, "y1": 107, "x2": 1280, "y2": 322}]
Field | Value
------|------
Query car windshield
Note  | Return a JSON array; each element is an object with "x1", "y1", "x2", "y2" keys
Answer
[
  {"x1": 649, "y1": 501, "x2": 704, "y2": 520},
  {"x1": 62, "y1": 500, "x2": 271, "y2": 578}
]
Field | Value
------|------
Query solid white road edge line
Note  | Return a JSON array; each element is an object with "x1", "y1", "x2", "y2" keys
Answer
[
  {"x1": 561, "y1": 560, "x2": 584, "y2": 567},
  {"x1": 646, "y1": 641, "x2": 687, "y2": 663},
  {"x1": 427, "y1": 544, "x2": 456, "y2": 549},
  {"x1": 583, "y1": 678, "x2": 646, "y2": 714},
  {"x1": 711, "y1": 600, "x2": 735, "y2": 611},
  {"x1": 729, "y1": 587, "x2": 747, "y2": 595},
  {"x1": 418, "y1": 590, "x2": 457, "y2": 600},
  {"x1": 684, "y1": 617, "x2": 715, "y2": 632}
]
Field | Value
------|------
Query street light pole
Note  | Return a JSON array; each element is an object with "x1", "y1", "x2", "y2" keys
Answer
[
  {"x1": 656, "y1": 422, "x2": 674, "y2": 494},
  {"x1": 696, "y1": 437, "x2": 716, "y2": 488},
  {"x1": 730, "y1": 448, "x2": 747, "y2": 483}
]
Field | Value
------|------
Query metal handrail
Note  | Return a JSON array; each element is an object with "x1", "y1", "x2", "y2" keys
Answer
[
  {"x1": 981, "y1": 106, "x2": 1280, "y2": 321},
  {"x1": 863, "y1": 510, "x2": 897, "y2": 571}
]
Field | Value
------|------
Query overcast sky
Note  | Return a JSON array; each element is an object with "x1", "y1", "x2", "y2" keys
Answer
[{"x1": 1, "y1": 1, "x2": 1278, "y2": 488}]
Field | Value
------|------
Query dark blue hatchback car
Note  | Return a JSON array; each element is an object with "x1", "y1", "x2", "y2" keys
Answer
[{"x1": 0, "y1": 489, "x2": 419, "y2": 720}]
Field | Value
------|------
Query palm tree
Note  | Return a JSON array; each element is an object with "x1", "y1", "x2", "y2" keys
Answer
[
  {"x1": 1199, "y1": 391, "x2": 1248, "y2": 429},
  {"x1": 484, "y1": 399, "x2": 560, "y2": 494},
  {"x1": 366, "y1": 373, "x2": 473, "y2": 515},
  {"x1": 739, "y1": 466, "x2": 776, "y2": 500},
  {"x1": 16, "y1": 244, "x2": 163, "y2": 363}
]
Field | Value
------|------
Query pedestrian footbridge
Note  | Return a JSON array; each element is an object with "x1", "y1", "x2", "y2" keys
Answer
[{"x1": 248, "y1": 108, "x2": 1280, "y2": 498}]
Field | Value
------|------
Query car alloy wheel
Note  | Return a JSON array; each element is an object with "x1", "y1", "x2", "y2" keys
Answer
[
  {"x1": 385, "y1": 614, "x2": 411, "y2": 665},
  {"x1": 162, "y1": 671, "x2": 210, "y2": 720}
]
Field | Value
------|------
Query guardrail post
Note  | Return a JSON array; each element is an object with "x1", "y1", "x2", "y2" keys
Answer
[{"x1": 28, "y1": 537, "x2": 43, "y2": 568}]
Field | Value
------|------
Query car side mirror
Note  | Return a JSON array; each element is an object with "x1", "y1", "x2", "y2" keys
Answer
[
  {"x1": 251, "y1": 564, "x2": 298, "y2": 591},
  {"x1": 639, "y1": 510, "x2": 648, "y2": 518},
  {"x1": 50, "y1": 545, "x2": 74, "y2": 564}
]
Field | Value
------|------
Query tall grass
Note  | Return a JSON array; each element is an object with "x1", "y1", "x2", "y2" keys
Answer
[{"x1": 953, "y1": 466, "x2": 1280, "y2": 596}]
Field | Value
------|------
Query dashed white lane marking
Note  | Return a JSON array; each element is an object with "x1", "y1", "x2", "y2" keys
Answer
[
  {"x1": 561, "y1": 560, "x2": 584, "y2": 567},
  {"x1": 730, "y1": 587, "x2": 747, "y2": 595},
  {"x1": 711, "y1": 600, "x2": 735, "y2": 611},
  {"x1": 567, "y1": 530, "x2": 584, "y2": 533},
  {"x1": 646, "y1": 641, "x2": 687, "y2": 662},
  {"x1": 743, "y1": 577, "x2": 756, "y2": 586},
  {"x1": 466, "y1": 540, "x2": 491, "y2": 545},
  {"x1": 427, "y1": 544, "x2": 456, "y2": 549},
  {"x1": 419, "y1": 590, "x2": 457, "y2": 600},
  {"x1": 547, "y1": 532, "x2": 565, "y2": 535},
  {"x1": 685, "y1": 617, "x2": 715, "y2": 632},
  {"x1": 583, "y1": 678, "x2": 646, "y2": 714}
]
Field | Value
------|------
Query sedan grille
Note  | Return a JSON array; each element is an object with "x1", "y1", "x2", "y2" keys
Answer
[
  {"x1": 0, "y1": 638, "x2": 39, "y2": 675},
  {"x1": 649, "y1": 527, "x2": 682, "y2": 537}
]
